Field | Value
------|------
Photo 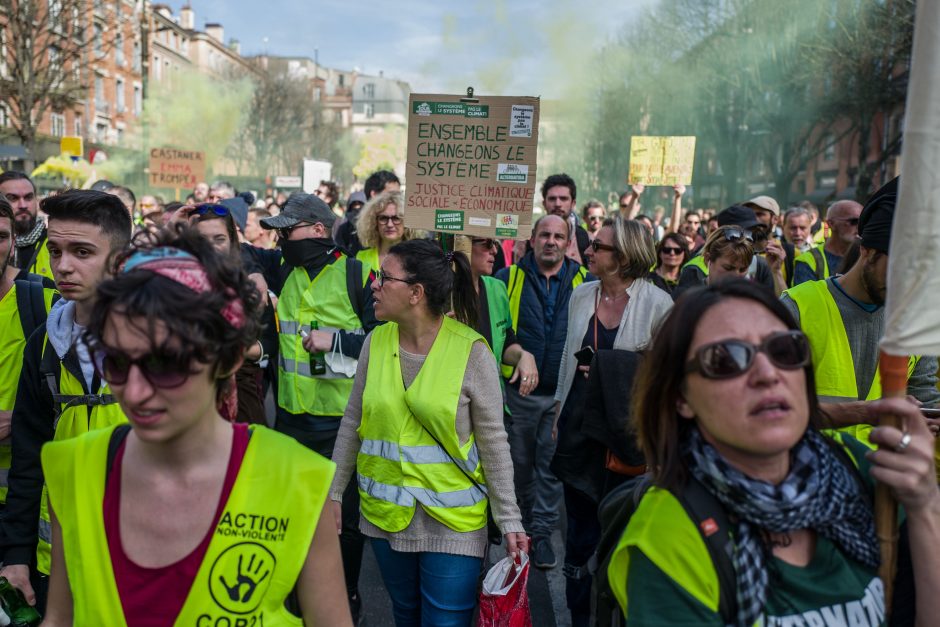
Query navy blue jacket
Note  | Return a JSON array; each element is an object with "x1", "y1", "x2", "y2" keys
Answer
[{"x1": 496, "y1": 253, "x2": 593, "y2": 395}]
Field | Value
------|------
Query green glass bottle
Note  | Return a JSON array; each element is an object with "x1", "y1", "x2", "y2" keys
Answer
[
  {"x1": 0, "y1": 577, "x2": 41, "y2": 626},
  {"x1": 309, "y1": 320, "x2": 327, "y2": 375}
]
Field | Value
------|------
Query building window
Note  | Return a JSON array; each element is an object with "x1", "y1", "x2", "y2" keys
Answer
[
  {"x1": 823, "y1": 135, "x2": 836, "y2": 162},
  {"x1": 363, "y1": 83, "x2": 375, "y2": 98},
  {"x1": 73, "y1": 116, "x2": 82, "y2": 136},
  {"x1": 116, "y1": 78, "x2": 125, "y2": 113},
  {"x1": 51, "y1": 113, "x2": 66, "y2": 137},
  {"x1": 133, "y1": 85, "x2": 142, "y2": 116},
  {"x1": 48, "y1": 0, "x2": 64, "y2": 23},
  {"x1": 133, "y1": 39, "x2": 141, "y2": 72},
  {"x1": 95, "y1": 122, "x2": 107, "y2": 143},
  {"x1": 115, "y1": 33, "x2": 125, "y2": 66},
  {"x1": 0, "y1": 104, "x2": 9, "y2": 127},
  {"x1": 153, "y1": 54, "x2": 162, "y2": 80},
  {"x1": 338, "y1": 74, "x2": 345, "y2": 87},
  {"x1": 48, "y1": 46, "x2": 61, "y2": 71},
  {"x1": 94, "y1": 22, "x2": 104, "y2": 57},
  {"x1": 0, "y1": 27, "x2": 8, "y2": 77},
  {"x1": 365, "y1": 103, "x2": 375, "y2": 119},
  {"x1": 116, "y1": 127, "x2": 124, "y2": 143}
]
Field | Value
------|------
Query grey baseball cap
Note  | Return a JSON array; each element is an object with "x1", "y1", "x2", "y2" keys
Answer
[{"x1": 260, "y1": 193, "x2": 336, "y2": 230}]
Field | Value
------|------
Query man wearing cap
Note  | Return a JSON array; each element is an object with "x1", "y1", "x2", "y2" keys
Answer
[
  {"x1": 259, "y1": 193, "x2": 378, "y2": 622},
  {"x1": 782, "y1": 178, "x2": 939, "y2": 447},
  {"x1": 792, "y1": 199, "x2": 863, "y2": 285},
  {"x1": 674, "y1": 204, "x2": 777, "y2": 299}
]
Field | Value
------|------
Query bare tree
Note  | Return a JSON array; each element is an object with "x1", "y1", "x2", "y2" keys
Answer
[{"x1": 0, "y1": 1, "x2": 107, "y2": 168}]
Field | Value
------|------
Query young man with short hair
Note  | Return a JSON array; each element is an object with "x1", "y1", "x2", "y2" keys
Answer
[{"x1": 0, "y1": 190, "x2": 133, "y2": 613}]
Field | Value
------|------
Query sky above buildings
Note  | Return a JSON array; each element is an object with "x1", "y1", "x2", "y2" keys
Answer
[{"x1": 188, "y1": 0, "x2": 656, "y2": 96}]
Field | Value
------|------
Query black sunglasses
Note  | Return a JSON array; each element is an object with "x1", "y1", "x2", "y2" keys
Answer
[
  {"x1": 377, "y1": 215, "x2": 403, "y2": 225},
  {"x1": 277, "y1": 222, "x2": 313, "y2": 240},
  {"x1": 472, "y1": 238, "x2": 497, "y2": 249},
  {"x1": 93, "y1": 346, "x2": 195, "y2": 389},
  {"x1": 685, "y1": 330, "x2": 810, "y2": 379},
  {"x1": 590, "y1": 239, "x2": 617, "y2": 252},
  {"x1": 720, "y1": 226, "x2": 755, "y2": 243},
  {"x1": 661, "y1": 246, "x2": 683, "y2": 255}
]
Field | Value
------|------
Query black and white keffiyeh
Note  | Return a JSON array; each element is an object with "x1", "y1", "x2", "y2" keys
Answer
[
  {"x1": 685, "y1": 428, "x2": 879, "y2": 627},
  {"x1": 15, "y1": 218, "x2": 45, "y2": 248}
]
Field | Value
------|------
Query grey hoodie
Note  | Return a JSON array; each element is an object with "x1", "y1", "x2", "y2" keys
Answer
[{"x1": 45, "y1": 298, "x2": 95, "y2": 391}]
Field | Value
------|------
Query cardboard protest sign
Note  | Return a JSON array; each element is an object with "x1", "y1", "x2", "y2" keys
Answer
[
  {"x1": 628, "y1": 136, "x2": 696, "y2": 186},
  {"x1": 405, "y1": 94, "x2": 539, "y2": 239},
  {"x1": 148, "y1": 148, "x2": 206, "y2": 189}
]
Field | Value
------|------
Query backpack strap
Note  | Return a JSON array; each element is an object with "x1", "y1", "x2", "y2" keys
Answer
[
  {"x1": 105, "y1": 424, "x2": 133, "y2": 483},
  {"x1": 345, "y1": 255, "x2": 368, "y2": 322},
  {"x1": 41, "y1": 342, "x2": 116, "y2": 430},
  {"x1": 810, "y1": 247, "x2": 825, "y2": 280},
  {"x1": 14, "y1": 279, "x2": 41, "y2": 339},
  {"x1": 677, "y1": 477, "x2": 738, "y2": 623}
]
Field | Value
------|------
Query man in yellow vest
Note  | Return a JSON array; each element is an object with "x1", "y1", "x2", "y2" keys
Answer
[
  {"x1": 783, "y1": 178, "x2": 939, "y2": 444},
  {"x1": 0, "y1": 190, "x2": 132, "y2": 614},
  {"x1": 0, "y1": 172, "x2": 53, "y2": 283},
  {"x1": 259, "y1": 192, "x2": 379, "y2": 622},
  {"x1": 792, "y1": 199, "x2": 863, "y2": 285},
  {"x1": 0, "y1": 199, "x2": 58, "y2": 512}
]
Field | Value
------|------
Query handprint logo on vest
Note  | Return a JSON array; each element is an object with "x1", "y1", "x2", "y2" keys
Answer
[{"x1": 209, "y1": 542, "x2": 277, "y2": 614}]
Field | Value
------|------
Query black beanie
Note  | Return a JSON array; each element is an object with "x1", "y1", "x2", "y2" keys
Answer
[{"x1": 858, "y1": 177, "x2": 897, "y2": 253}]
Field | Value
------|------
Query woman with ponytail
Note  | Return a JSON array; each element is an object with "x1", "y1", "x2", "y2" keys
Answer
[{"x1": 330, "y1": 238, "x2": 527, "y2": 627}]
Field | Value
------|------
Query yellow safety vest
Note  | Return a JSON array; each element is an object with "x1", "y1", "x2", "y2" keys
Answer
[
  {"x1": 682, "y1": 255, "x2": 709, "y2": 276},
  {"x1": 26, "y1": 236, "x2": 54, "y2": 282},
  {"x1": 794, "y1": 244, "x2": 831, "y2": 281},
  {"x1": 36, "y1": 338, "x2": 127, "y2": 574},
  {"x1": 502, "y1": 264, "x2": 586, "y2": 377},
  {"x1": 0, "y1": 284, "x2": 56, "y2": 503},
  {"x1": 786, "y1": 280, "x2": 919, "y2": 447},
  {"x1": 357, "y1": 317, "x2": 489, "y2": 533},
  {"x1": 609, "y1": 434, "x2": 862, "y2": 618},
  {"x1": 356, "y1": 247, "x2": 380, "y2": 273},
  {"x1": 42, "y1": 423, "x2": 334, "y2": 626},
  {"x1": 276, "y1": 257, "x2": 367, "y2": 417}
]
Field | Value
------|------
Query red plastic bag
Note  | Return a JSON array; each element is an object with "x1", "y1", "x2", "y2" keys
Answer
[{"x1": 477, "y1": 552, "x2": 532, "y2": 627}]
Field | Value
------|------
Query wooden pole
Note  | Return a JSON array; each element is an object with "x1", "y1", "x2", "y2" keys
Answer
[{"x1": 874, "y1": 351, "x2": 910, "y2": 618}]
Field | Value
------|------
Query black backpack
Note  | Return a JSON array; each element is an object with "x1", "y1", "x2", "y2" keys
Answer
[
  {"x1": 14, "y1": 276, "x2": 55, "y2": 339},
  {"x1": 591, "y1": 474, "x2": 737, "y2": 627}
]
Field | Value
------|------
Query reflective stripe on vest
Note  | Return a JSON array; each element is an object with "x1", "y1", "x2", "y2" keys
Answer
[
  {"x1": 276, "y1": 260, "x2": 364, "y2": 416},
  {"x1": 36, "y1": 339, "x2": 127, "y2": 574},
  {"x1": 42, "y1": 423, "x2": 334, "y2": 625},
  {"x1": 502, "y1": 264, "x2": 585, "y2": 377},
  {"x1": 357, "y1": 317, "x2": 489, "y2": 533},
  {"x1": 786, "y1": 280, "x2": 919, "y2": 447}
]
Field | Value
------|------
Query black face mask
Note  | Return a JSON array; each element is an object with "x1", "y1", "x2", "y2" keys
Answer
[{"x1": 280, "y1": 237, "x2": 335, "y2": 269}]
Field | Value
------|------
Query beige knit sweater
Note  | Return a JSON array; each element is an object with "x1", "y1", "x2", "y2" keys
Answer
[{"x1": 329, "y1": 334, "x2": 525, "y2": 558}]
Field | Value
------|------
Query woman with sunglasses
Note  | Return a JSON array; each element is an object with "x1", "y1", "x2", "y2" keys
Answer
[
  {"x1": 653, "y1": 232, "x2": 690, "y2": 296},
  {"x1": 469, "y1": 236, "x2": 539, "y2": 396},
  {"x1": 190, "y1": 203, "x2": 272, "y2": 424},
  {"x1": 552, "y1": 215, "x2": 673, "y2": 627},
  {"x1": 354, "y1": 190, "x2": 414, "y2": 272},
  {"x1": 329, "y1": 239, "x2": 527, "y2": 627},
  {"x1": 41, "y1": 227, "x2": 353, "y2": 626},
  {"x1": 608, "y1": 279, "x2": 940, "y2": 626},
  {"x1": 702, "y1": 225, "x2": 756, "y2": 286}
]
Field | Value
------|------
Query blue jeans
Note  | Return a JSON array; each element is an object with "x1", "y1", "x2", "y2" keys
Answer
[{"x1": 370, "y1": 539, "x2": 482, "y2": 627}]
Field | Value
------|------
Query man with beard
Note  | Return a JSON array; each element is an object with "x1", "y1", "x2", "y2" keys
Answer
[
  {"x1": 495, "y1": 214, "x2": 591, "y2": 569},
  {"x1": 792, "y1": 199, "x2": 863, "y2": 285},
  {"x1": 259, "y1": 193, "x2": 378, "y2": 623},
  {"x1": 0, "y1": 172, "x2": 53, "y2": 282},
  {"x1": 782, "y1": 177, "x2": 939, "y2": 447},
  {"x1": 541, "y1": 174, "x2": 590, "y2": 265}
]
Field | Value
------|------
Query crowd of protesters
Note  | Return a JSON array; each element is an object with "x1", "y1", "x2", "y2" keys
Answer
[{"x1": 0, "y1": 166, "x2": 937, "y2": 627}]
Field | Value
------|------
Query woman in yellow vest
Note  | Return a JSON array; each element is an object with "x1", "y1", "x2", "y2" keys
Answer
[
  {"x1": 41, "y1": 226, "x2": 352, "y2": 626},
  {"x1": 330, "y1": 239, "x2": 528, "y2": 627},
  {"x1": 607, "y1": 279, "x2": 940, "y2": 626},
  {"x1": 354, "y1": 190, "x2": 414, "y2": 272}
]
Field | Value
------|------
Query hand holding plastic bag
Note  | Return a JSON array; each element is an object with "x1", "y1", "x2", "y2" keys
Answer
[{"x1": 478, "y1": 551, "x2": 531, "y2": 627}]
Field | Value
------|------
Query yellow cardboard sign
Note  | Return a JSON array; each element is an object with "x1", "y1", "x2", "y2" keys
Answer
[
  {"x1": 60, "y1": 136, "x2": 83, "y2": 158},
  {"x1": 628, "y1": 136, "x2": 696, "y2": 186}
]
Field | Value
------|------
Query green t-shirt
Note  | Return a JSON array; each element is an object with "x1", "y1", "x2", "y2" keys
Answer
[{"x1": 623, "y1": 436, "x2": 887, "y2": 627}]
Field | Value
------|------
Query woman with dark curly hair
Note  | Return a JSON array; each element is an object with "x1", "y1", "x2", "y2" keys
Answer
[
  {"x1": 607, "y1": 279, "x2": 940, "y2": 626},
  {"x1": 41, "y1": 226, "x2": 352, "y2": 626}
]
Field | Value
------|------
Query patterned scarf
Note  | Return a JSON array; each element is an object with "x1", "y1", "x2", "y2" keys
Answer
[
  {"x1": 15, "y1": 219, "x2": 45, "y2": 248},
  {"x1": 685, "y1": 428, "x2": 879, "y2": 627}
]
